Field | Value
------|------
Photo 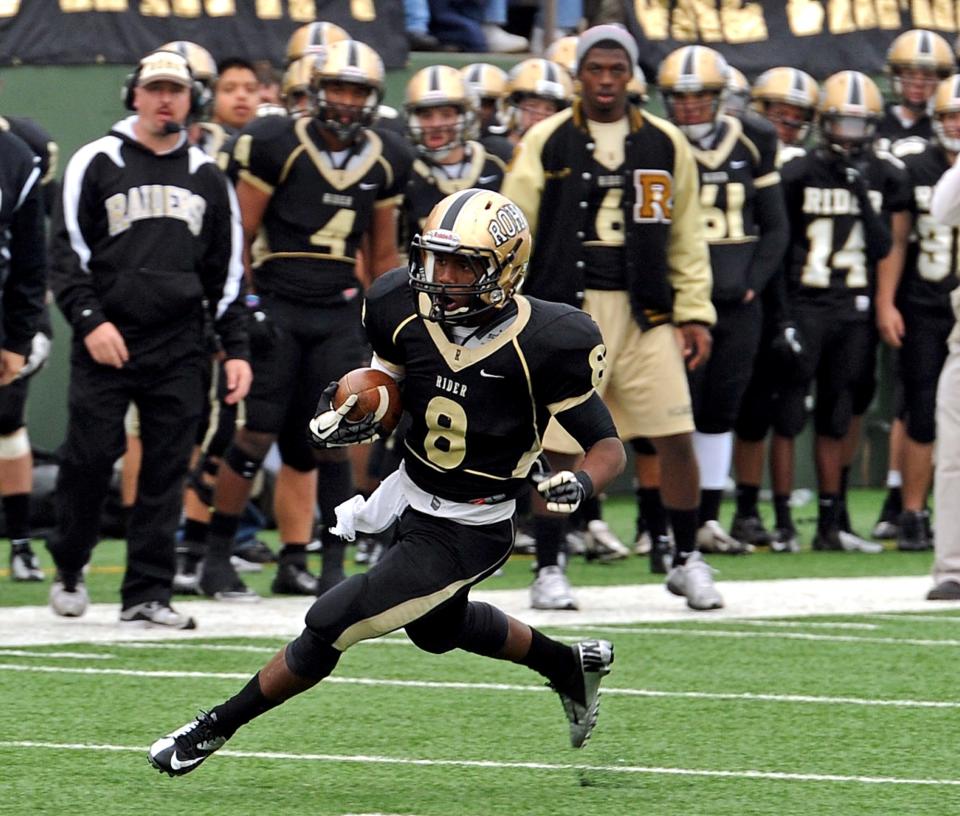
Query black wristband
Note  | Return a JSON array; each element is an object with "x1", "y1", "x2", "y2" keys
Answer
[{"x1": 574, "y1": 470, "x2": 594, "y2": 500}]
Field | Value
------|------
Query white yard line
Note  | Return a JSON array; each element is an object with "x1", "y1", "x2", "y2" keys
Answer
[
  {"x1": 1, "y1": 739, "x2": 957, "y2": 787},
  {"x1": 0, "y1": 575, "x2": 949, "y2": 647},
  {"x1": 4, "y1": 662, "x2": 960, "y2": 710},
  {"x1": 578, "y1": 625, "x2": 960, "y2": 647}
]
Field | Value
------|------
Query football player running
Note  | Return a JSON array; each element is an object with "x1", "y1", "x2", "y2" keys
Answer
[
  {"x1": 194, "y1": 40, "x2": 411, "y2": 600},
  {"x1": 658, "y1": 45, "x2": 789, "y2": 556},
  {"x1": 149, "y1": 188, "x2": 625, "y2": 774}
]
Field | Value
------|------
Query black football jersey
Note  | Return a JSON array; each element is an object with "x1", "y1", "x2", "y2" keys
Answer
[
  {"x1": 363, "y1": 268, "x2": 606, "y2": 503},
  {"x1": 690, "y1": 114, "x2": 780, "y2": 302},
  {"x1": 780, "y1": 148, "x2": 912, "y2": 317},
  {"x1": 401, "y1": 142, "x2": 506, "y2": 245},
  {"x1": 901, "y1": 144, "x2": 959, "y2": 313},
  {"x1": 876, "y1": 105, "x2": 933, "y2": 157},
  {"x1": 232, "y1": 116, "x2": 411, "y2": 304},
  {"x1": 197, "y1": 121, "x2": 234, "y2": 161},
  {"x1": 1, "y1": 115, "x2": 58, "y2": 215}
]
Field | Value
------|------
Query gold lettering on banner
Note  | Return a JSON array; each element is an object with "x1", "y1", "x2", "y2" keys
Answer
[
  {"x1": 875, "y1": 0, "x2": 900, "y2": 28},
  {"x1": 633, "y1": 0, "x2": 670, "y2": 38},
  {"x1": 666, "y1": 0, "x2": 765, "y2": 42},
  {"x1": 912, "y1": 0, "x2": 933, "y2": 28},
  {"x1": 0, "y1": 0, "x2": 18, "y2": 15},
  {"x1": 852, "y1": 0, "x2": 878, "y2": 28},
  {"x1": 61, "y1": 0, "x2": 128, "y2": 8},
  {"x1": 205, "y1": 0, "x2": 234, "y2": 14},
  {"x1": 720, "y1": 0, "x2": 767, "y2": 42},
  {"x1": 673, "y1": 0, "x2": 722, "y2": 41},
  {"x1": 786, "y1": 0, "x2": 825, "y2": 34},
  {"x1": 351, "y1": 0, "x2": 375, "y2": 21},
  {"x1": 171, "y1": 0, "x2": 200, "y2": 16},
  {"x1": 827, "y1": 0, "x2": 855, "y2": 33},
  {"x1": 139, "y1": 0, "x2": 169, "y2": 15},
  {"x1": 255, "y1": 0, "x2": 282, "y2": 19},
  {"x1": 931, "y1": 0, "x2": 956, "y2": 29},
  {"x1": 288, "y1": 0, "x2": 316, "y2": 21}
]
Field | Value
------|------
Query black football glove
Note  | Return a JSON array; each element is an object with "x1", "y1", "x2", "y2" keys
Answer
[
  {"x1": 528, "y1": 455, "x2": 594, "y2": 514},
  {"x1": 308, "y1": 381, "x2": 384, "y2": 448},
  {"x1": 770, "y1": 320, "x2": 807, "y2": 377},
  {"x1": 247, "y1": 305, "x2": 278, "y2": 355}
]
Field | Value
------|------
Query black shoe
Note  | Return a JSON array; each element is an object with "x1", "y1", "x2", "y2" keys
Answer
[
  {"x1": 148, "y1": 711, "x2": 228, "y2": 776},
  {"x1": 896, "y1": 510, "x2": 932, "y2": 552},
  {"x1": 199, "y1": 558, "x2": 259, "y2": 602},
  {"x1": 813, "y1": 526, "x2": 883, "y2": 554},
  {"x1": 730, "y1": 514, "x2": 774, "y2": 548},
  {"x1": 271, "y1": 560, "x2": 318, "y2": 595},
  {"x1": 234, "y1": 538, "x2": 277, "y2": 565},
  {"x1": 770, "y1": 525, "x2": 800, "y2": 554},
  {"x1": 928, "y1": 580, "x2": 960, "y2": 601},
  {"x1": 407, "y1": 30, "x2": 441, "y2": 50},
  {"x1": 649, "y1": 535, "x2": 673, "y2": 574},
  {"x1": 872, "y1": 491, "x2": 902, "y2": 539},
  {"x1": 10, "y1": 540, "x2": 43, "y2": 581},
  {"x1": 173, "y1": 552, "x2": 201, "y2": 595}
]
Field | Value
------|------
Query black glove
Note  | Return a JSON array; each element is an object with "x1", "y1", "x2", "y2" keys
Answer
[
  {"x1": 770, "y1": 320, "x2": 807, "y2": 377},
  {"x1": 245, "y1": 294, "x2": 278, "y2": 355},
  {"x1": 308, "y1": 381, "x2": 385, "y2": 448},
  {"x1": 528, "y1": 454, "x2": 593, "y2": 514}
]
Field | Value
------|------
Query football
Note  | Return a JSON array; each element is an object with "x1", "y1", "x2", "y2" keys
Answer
[{"x1": 333, "y1": 367, "x2": 403, "y2": 434}]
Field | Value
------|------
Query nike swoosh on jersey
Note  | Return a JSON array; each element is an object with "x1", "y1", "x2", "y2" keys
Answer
[
  {"x1": 169, "y1": 752, "x2": 205, "y2": 771},
  {"x1": 480, "y1": 369, "x2": 505, "y2": 378},
  {"x1": 359, "y1": 182, "x2": 379, "y2": 190},
  {"x1": 478, "y1": 174, "x2": 498, "y2": 184}
]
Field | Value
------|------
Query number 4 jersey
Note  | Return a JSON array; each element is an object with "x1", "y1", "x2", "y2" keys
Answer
[
  {"x1": 780, "y1": 148, "x2": 911, "y2": 319},
  {"x1": 363, "y1": 268, "x2": 607, "y2": 503}
]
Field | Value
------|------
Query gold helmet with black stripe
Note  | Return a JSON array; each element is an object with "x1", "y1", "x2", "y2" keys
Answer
[
  {"x1": 544, "y1": 35, "x2": 579, "y2": 77},
  {"x1": 159, "y1": 40, "x2": 217, "y2": 117},
  {"x1": 409, "y1": 188, "x2": 530, "y2": 324},
  {"x1": 658, "y1": 45, "x2": 730, "y2": 141},
  {"x1": 282, "y1": 55, "x2": 320, "y2": 118},
  {"x1": 285, "y1": 21, "x2": 350, "y2": 65},
  {"x1": 818, "y1": 70, "x2": 883, "y2": 156},
  {"x1": 627, "y1": 65, "x2": 648, "y2": 106},
  {"x1": 505, "y1": 58, "x2": 573, "y2": 135},
  {"x1": 752, "y1": 66, "x2": 819, "y2": 143},
  {"x1": 461, "y1": 62, "x2": 508, "y2": 128},
  {"x1": 724, "y1": 65, "x2": 750, "y2": 117},
  {"x1": 933, "y1": 73, "x2": 960, "y2": 152},
  {"x1": 312, "y1": 39, "x2": 384, "y2": 142},
  {"x1": 887, "y1": 29, "x2": 953, "y2": 112},
  {"x1": 405, "y1": 65, "x2": 478, "y2": 160}
]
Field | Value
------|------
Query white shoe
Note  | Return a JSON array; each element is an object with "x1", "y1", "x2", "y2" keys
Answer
[
  {"x1": 483, "y1": 24, "x2": 529, "y2": 53},
  {"x1": 565, "y1": 529, "x2": 587, "y2": 555},
  {"x1": 555, "y1": 639, "x2": 614, "y2": 748},
  {"x1": 696, "y1": 519, "x2": 753, "y2": 555},
  {"x1": 120, "y1": 600, "x2": 197, "y2": 629},
  {"x1": 585, "y1": 520, "x2": 630, "y2": 561},
  {"x1": 634, "y1": 529, "x2": 652, "y2": 556},
  {"x1": 838, "y1": 530, "x2": 884, "y2": 554},
  {"x1": 49, "y1": 572, "x2": 89, "y2": 617},
  {"x1": 531, "y1": 565, "x2": 578, "y2": 610},
  {"x1": 513, "y1": 530, "x2": 537, "y2": 555},
  {"x1": 666, "y1": 552, "x2": 724, "y2": 610}
]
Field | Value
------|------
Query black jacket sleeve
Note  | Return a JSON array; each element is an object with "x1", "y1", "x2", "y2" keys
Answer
[
  {"x1": 4, "y1": 177, "x2": 46, "y2": 355},
  {"x1": 748, "y1": 183, "x2": 790, "y2": 295}
]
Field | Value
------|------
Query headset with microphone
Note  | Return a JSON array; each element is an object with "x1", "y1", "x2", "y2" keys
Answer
[{"x1": 122, "y1": 50, "x2": 204, "y2": 119}]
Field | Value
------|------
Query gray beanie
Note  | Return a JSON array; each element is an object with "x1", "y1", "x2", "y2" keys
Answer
[{"x1": 574, "y1": 24, "x2": 639, "y2": 72}]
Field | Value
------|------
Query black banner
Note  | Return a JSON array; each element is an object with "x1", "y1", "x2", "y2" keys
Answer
[
  {"x1": 0, "y1": 0, "x2": 408, "y2": 69},
  {"x1": 625, "y1": 0, "x2": 960, "y2": 80}
]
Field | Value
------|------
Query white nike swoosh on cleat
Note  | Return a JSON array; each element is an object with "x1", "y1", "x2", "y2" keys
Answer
[
  {"x1": 479, "y1": 369, "x2": 505, "y2": 378},
  {"x1": 169, "y1": 751, "x2": 205, "y2": 771}
]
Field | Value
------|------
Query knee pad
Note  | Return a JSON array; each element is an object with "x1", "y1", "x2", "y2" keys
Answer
[
  {"x1": 630, "y1": 437, "x2": 656, "y2": 456},
  {"x1": 405, "y1": 617, "x2": 459, "y2": 655},
  {"x1": 814, "y1": 392, "x2": 853, "y2": 440},
  {"x1": 223, "y1": 443, "x2": 265, "y2": 481},
  {"x1": 457, "y1": 601, "x2": 509, "y2": 657},
  {"x1": 0, "y1": 427, "x2": 29, "y2": 459},
  {"x1": 773, "y1": 392, "x2": 807, "y2": 439},
  {"x1": 905, "y1": 385, "x2": 937, "y2": 444},
  {"x1": 284, "y1": 627, "x2": 342, "y2": 680},
  {"x1": 277, "y1": 429, "x2": 316, "y2": 473}
]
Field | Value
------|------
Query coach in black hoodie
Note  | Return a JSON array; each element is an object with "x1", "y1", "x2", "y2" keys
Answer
[{"x1": 46, "y1": 50, "x2": 251, "y2": 628}]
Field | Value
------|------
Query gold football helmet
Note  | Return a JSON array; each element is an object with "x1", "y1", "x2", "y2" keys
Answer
[
  {"x1": 933, "y1": 74, "x2": 960, "y2": 152},
  {"x1": 658, "y1": 45, "x2": 730, "y2": 141},
  {"x1": 887, "y1": 29, "x2": 953, "y2": 111},
  {"x1": 159, "y1": 40, "x2": 216, "y2": 116},
  {"x1": 461, "y1": 62, "x2": 508, "y2": 128},
  {"x1": 724, "y1": 66, "x2": 750, "y2": 117},
  {"x1": 312, "y1": 39, "x2": 384, "y2": 142},
  {"x1": 505, "y1": 58, "x2": 574, "y2": 135},
  {"x1": 405, "y1": 65, "x2": 478, "y2": 159},
  {"x1": 282, "y1": 55, "x2": 320, "y2": 118},
  {"x1": 818, "y1": 70, "x2": 883, "y2": 156},
  {"x1": 544, "y1": 35, "x2": 579, "y2": 77},
  {"x1": 409, "y1": 188, "x2": 530, "y2": 324},
  {"x1": 627, "y1": 65, "x2": 648, "y2": 106},
  {"x1": 285, "y1": 21, "x2": 350, "y2": 65},
  {"x1": 752, "y1": 66, "x2": 819, "y2": 142}
]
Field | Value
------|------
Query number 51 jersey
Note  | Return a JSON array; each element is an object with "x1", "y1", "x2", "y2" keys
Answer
[{"x1": 363, "y1": 268, "x2": 607, "y2": 503}]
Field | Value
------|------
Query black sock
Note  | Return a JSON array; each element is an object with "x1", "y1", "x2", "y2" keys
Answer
[
  {"x1": 669, "y1": 507, "x2": 699, "y2": 565},
  {"x1": 279, "y1": 544, "x2": 308, "y2": 566},
  {"x1": 209, "y1": 672, "x2": 279, "y2": 738},
  {"x1": 581, "y1": 495, "x2": 601, "y2": 523},
  {"x1": 320, "y1": 531, "x2": 345, "y2": 576},
  {"x1": 884, "y1": 486, "x2": 903, "y2": 514},
  {"x1": 637, "y1": 488, "x2": 668, "y2": 539},
  {"x1": 818, "y1": 493, "x2": 840, "y2": 531},
  {"x1": 773, "y1": 494, "x2": 793, "y2": 530},
  {"x1": 519, "y1": 628, "x2": 581, "y2": 703},
  {"x1": 2, "y1": 493, "x2": 30, "y2": 541},
  {"x1": 698, "y1": 489, "x2": 722, "y2": 526},
  {"x1": 735, "y1": 484, "x2": 759, "y2": 518},
  {"x1": 207, "y1": 512, "x2": 240, "y2": 558},
  {"x1": 182, "y1": 518, "x2": 208, "y2": 544},
  {"x1": 533, "y1": 515, "x2": 566, "y2": 571}
]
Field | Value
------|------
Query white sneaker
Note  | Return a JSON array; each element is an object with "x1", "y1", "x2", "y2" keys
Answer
[
  {"x1": 513, "y1": 529, "x2": 537, "y2": 555},
  {"x1": 531, "y1": 565, "x2": 578, "y2": 610},
  {"x1": 838, "y1": 530, "x2": 884, "y2": 554},
  {"x1": 696, "y1": 519, "x2": 753, "y2": 554},
  {"x1": 634, "y1": 529, "x2": 652, "y2": 556},
  {"x1": 666, "y1": 552, "x2": 724, "y2": 610},
  {"x1": 49, "y1": 572, "x2": 89, "y2": 617},
  {"x1": 482, "y1": 24, "x2": 529, "y2": 53},
  {"x1": 120, "y1": 601, "x2": 197, "y2": 630},
  {"x1": 10, "y1": 542, "x2": 44, "y2": 581},
  {"x1": 555, "y1": 639, "x2": 614, "y2": 748},
  {"x1": 585, "y1": 520, "x2": 630, "y2": 561},
  {"x1": 565, "y1": 529, "x2": 587, "y2": 555}
]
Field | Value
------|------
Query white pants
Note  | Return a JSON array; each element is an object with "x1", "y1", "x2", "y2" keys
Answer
[{"x1": 933, "y1": 331, "x2": 960, "y2": 585}]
